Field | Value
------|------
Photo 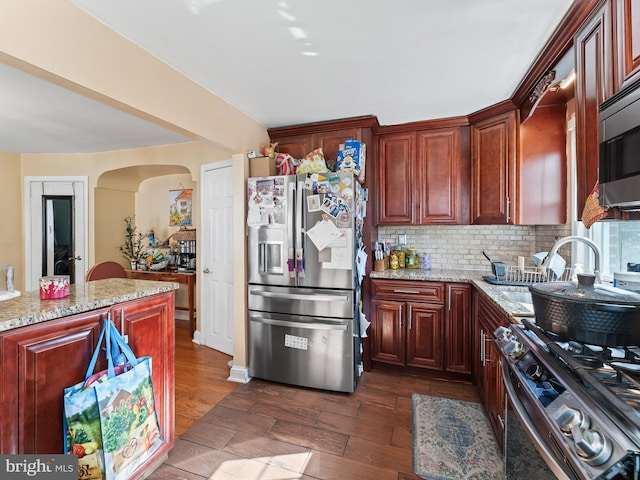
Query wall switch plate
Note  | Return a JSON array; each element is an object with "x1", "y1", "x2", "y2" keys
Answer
[{"x1": 398, "y1": 234, "x2": 407, "y2": 245}]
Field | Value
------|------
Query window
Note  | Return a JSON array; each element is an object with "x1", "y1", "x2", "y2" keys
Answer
[{"x1": 577, "y1": 221, "x2": 640, "y2": 281}]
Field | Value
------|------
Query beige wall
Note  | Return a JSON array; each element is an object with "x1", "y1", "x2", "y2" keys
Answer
[
  {"x1": 0, "y1": 151, "x2": 23, "y2": 289},
  {"x1": 0, "y1": 0, "x2": 272, "y2": 377},
  {"x1": 137, "y1": 173, "x2": 196, "y2": 310}
]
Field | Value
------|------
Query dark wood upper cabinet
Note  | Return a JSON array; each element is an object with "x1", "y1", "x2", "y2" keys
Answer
[
  {"x1": 614, "y1": 0, "x2": 640, "y2": 90},
  {"x1": 376, "y1": 126, "x2": 469, "y2": 226},
  {"x1": 377, "y1": 132, "x2": 415, "y2": 225},
  {"x1": 416, "y1": 128, "x2": 470, "y2": 225},
  {"x1": 471, "y1": 111, "x2": 517, "y2": 224},
  {"x1": 519, "y1": 104, "x2": 568, "y2": 224},
  {"x1": 575, "y1": 0, "x2": 614, "y2": 216},
  {"x1": 270, "y1": 135, "x2": 311, "y2": 160}
]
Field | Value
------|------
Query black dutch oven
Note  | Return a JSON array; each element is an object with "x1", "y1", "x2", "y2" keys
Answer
[{"x1": 529, "y1": 273, "x2": 640, "y2": 346}]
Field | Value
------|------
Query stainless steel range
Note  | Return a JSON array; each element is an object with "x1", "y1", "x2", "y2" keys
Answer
[{"x1": 495, "y1": 319, "x2": 640, "y2": 479}]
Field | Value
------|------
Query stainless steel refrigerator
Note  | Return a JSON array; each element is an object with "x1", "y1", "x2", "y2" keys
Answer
[{"x1": 247, "y1": 172, "x2": 366, "y2": 393}]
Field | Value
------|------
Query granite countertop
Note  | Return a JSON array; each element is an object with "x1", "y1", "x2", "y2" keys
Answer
[
  {"x1": 0, "y1": 278, "x2": 179, "y2": 332},
  {"x1": 370, "y1": 268, "x2": 533, "y2": 324}
]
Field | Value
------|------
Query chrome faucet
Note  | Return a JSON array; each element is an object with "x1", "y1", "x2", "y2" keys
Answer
[{"x1": 544, "y1": 235, "x2": 601, "y2": 283}]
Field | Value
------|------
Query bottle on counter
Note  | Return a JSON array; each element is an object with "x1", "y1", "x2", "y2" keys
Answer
[
  {"x1": 419, "y1": 252, "x2": 432, "y2": 270},
  {"x1": 390, "y1": 252, "x2": 399, "y2": 270},
  {"x1": 406, "y1": 248, "x2": 418, "y2": 268},
  {"x1": 392, "y1": 246, "x2": 406, "y2": 268}
]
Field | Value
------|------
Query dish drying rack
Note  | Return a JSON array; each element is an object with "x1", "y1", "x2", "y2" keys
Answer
[{"x1": 483, "y1": 265, "x2": 575, "y2": 286}]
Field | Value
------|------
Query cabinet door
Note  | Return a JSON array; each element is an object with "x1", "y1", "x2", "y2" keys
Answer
[
  {"x1": 475, "y1": 294, "x2": 507, "y2": 448},
  {"x1": 614, "y1": 0, "x2": 640, "y2": 90},
  {"x1": 0, "y1": 309, "x2": 108, "y2": 453},
  {"x1": 377, "y1": 132, "x2": 415, "y2": 225},
  {"x1": 311, "y1": 128, "x2": 362, "y2": 166},
  {"x1": 112, "y1": 291, "x2": 175, "y2": 448},
  {"x1": 370, "y1": 299, "x2": 405, "y2": 365},
  {"x1": 416, "y1": 128, "x2": 463, "y2": 224},
  {"x1": 271, "y1": 135, "x2": 312, "y2": 160},
  {"x1": 406, "y1": 302, "x2": 444, "y2": 370},
  {"x1": 471, "y1": 111, "x2": 517, "y2": 224},
  {"x1": 518, "y1": 105, "x2": 567, "y2": 225},
  {"x1": 445, "y1": 284, "x2": 471, "y2": 374},
  {"x1": 575, "y1": 2, "x2": 613, "y2": 215},
  {"x1": 486, "y1": 335, "x2": 505, "y2": 449}
]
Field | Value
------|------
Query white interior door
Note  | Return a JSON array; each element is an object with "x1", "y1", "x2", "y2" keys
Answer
[
  {"x1": 200, "y1": 161, "x2": 234, "y2": 355},
  {"x1": 24, "y1": 177, "x2": 88, "y2": 290}
]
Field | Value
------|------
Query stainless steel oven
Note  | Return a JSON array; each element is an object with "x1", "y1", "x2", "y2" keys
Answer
[
  {"x1": 495, "y1": 321, "x2": 640, "y2": 479},
  {"x1": 502, "y1": 361, "x2": 574, "y2": 479}
]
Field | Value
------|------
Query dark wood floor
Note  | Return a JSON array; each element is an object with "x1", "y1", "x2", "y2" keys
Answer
[{"x1": 151, "y1": 320, "x2": 480, "y2": 480}]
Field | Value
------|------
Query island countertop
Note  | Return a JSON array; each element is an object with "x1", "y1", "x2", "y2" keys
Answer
[{"x1": 0, "y1": 278, "x2": 179, "y2": 332}]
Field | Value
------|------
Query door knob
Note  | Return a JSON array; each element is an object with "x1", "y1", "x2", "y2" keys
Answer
[
  {"x1": 68, "y1": 256, "x2": 82, "y2": 261},
  {"x1": 203, "y1": 268, "x2": 211, "y2": 274}
]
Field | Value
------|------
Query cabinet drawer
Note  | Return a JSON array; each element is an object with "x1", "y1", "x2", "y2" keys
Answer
[{"x1": 371, "y1": 279, "x2": 444, "y2": 303}]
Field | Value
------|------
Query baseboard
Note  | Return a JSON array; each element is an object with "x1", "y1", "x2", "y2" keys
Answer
[
  {"x1": 228, "y1": 365, "x2": 252, "y2": 384},
  {"x1": 191, "y1": 329, "x2": 202, "y2": 345},
  {"x1": 175, "y1": 310, "x2": 189, "y2": 320}
]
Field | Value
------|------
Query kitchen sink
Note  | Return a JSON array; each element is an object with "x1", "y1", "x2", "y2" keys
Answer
[
  {"x1": 495, "y1": 287, "x2": 535, "y2": 316},
  {"x1": 500, "y1": 290, "x2": 533, "y2": 304}
]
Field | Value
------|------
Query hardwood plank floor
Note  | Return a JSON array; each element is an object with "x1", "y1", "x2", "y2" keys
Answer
[{"x1": 155, "y1": 320, "x2": 480, "y2": 480}]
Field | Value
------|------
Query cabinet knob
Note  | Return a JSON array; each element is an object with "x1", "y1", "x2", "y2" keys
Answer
[
  {"x1": 203, "y1": 268, "x2": 211, "y2": 274},
  {"x1": 68, "y1": 256, "x2": 82, "y2": 261}
]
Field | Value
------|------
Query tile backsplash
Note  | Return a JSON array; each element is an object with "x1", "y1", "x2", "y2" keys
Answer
[{"x1": 377, "y1": 224, "x2": 572, "y2": 272}]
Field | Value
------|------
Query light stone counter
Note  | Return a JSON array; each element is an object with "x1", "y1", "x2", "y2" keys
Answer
[
  {"x1": 0, "y1": 278, "x2": 179, "y2": 332},
  {"x1": 370, "y1": 268, "x2": 533, "y2": 324}
]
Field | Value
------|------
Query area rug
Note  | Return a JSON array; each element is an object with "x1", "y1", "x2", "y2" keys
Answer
[{"x1": 412, "y1": 394, "x2": 504, "y2": 480}]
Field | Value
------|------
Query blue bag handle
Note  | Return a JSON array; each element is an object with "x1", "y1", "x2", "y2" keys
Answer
[
  {"x1": 83, "y1": 314, "x2": 140, "y2": 382},
  {"x1": 84, "y1": 318, "x2": 108, "y2": 382},
  {"x1": 106, "y1": 319, "x2": 139, "y2": 371}
]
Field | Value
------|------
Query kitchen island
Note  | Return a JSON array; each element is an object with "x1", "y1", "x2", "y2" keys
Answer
[{"x1": 0, "y1": 278, "x2": 177, "y2": 480}]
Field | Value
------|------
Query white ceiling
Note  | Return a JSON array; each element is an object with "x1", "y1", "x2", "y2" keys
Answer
[{"x1": 1, "y1": 0, "x2": 575, "y2": 154}]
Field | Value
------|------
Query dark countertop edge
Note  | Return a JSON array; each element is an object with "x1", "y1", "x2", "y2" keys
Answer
[
  {"x1": 370, "y1": 268, "x2": 531, "y2": 324},
  {"x1": 0, "y1": 278, "x2": 180, "y2": 332}
]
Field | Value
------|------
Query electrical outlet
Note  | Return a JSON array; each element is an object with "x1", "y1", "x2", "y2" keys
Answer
[{"x1": 398, "y1": 234, "x2": 407, "y2": 245}]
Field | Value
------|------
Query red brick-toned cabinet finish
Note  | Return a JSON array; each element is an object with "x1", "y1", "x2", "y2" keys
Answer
[
  {"x1": 370, "y1": 280, "x2": 470, "y2": 378},
  {"x1": 0, "y1": 309, "x2": 108, "y2": 454},
  {"x1": 446, "y1": 283, "x2": 472, "y2": 375},
  {"x1": 471, "y1": 111, "x2": 517, "y2": 225},
  {"x1": 614, "y1": 0, "x2": 640, "y2": 90},
  {"x1": 377, "y1": 132, "x2": 415, "y2": 225},
  {"x1": 377, "y1": 127, "x2": 469, "y2": 226},
  {"x1": 112, "y1": 291, "x2": 176, "y2": 457},
  {"x1": 0, "y1": 292, "x2": 175, "y2": 480},
  {"x1": 575, "y1": 1, "x2": 614, "y2": 215},
  {"x1": 473, "y1": 290, "x2": 506, "y2": 450}
]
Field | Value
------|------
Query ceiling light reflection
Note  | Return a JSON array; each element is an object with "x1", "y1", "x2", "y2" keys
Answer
[
  {"x1": 302, "y1": 51, "x2": 318, "y2": 57},
  {"x1": 288, "y1": 27, "x2": 307, "y2": 39},
  {"x1": 278, "y1": 9, "x2": 296, "y2": 21}
]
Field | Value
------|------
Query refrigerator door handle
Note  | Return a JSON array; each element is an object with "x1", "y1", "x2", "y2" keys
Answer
[
  {"x1": 288, "y1": 180, "x2": 296, "y2": 249},
  {"x1": 250, "y1": 315, "x2": 348, "y2": 331},
  {"x1": 296, "y1": 178, "x2": 304, "y2": 245},
  {"x1": 259, "y1": 243, "x2": 267, "y2": 273},
  {"x1": 249, "y1": 289, "x2": 348, "y2": 302}
]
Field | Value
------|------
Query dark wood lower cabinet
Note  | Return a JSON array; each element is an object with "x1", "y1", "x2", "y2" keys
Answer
[
  {"x1": 473, "y1": 289, "x2": 506, "y2": 450},
  {"x1": 370, "y1": 280, "x2": 471, "y2": 377},
  {"x1": 0, "y1": 309, "x2": 108, "y2": 454},
  {"x1": 0, "y1": 291, "x2": 175, "y2": 479}
]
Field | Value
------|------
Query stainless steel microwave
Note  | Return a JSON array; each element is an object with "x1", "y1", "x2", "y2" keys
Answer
[{"x1": 599, "y1": 80, "x2": 640, "y2": 209}]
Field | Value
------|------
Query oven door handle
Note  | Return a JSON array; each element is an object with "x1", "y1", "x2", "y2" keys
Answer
[{"x1": 501, "y1": 361, "x2": 572, "y2": 480}]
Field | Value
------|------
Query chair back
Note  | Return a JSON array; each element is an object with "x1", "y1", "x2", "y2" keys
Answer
[{"x1": 86, "y1": 261, "x2": 127, "y2": 281}]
